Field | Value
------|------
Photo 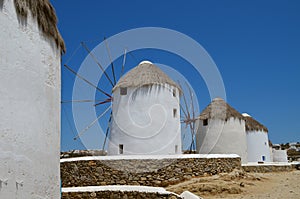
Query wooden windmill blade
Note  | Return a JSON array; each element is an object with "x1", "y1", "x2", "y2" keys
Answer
[
  {"x1": 177, "y1": 81, "x2": 191, "y2": 120},
  {"x1": 64, "y1": 64, "x2": 112, "y2": 98},
  {"x1": 186, "y1": 82, "x2": 197, "y2": 151},
  {"x1": 102, "y1": 111, "x2": 112, "y2": 150},
  {"x1": 186, "y1": 82, "x2": 196, "y2": 121},
  {"x1": 81, "y1": 41, "x2": 115, "y2": 87},
  {"x1": 104, "y1": 37, "x2": 117, "y2": 85},
  {"x1": 177, "y1": 80, "x2": 199, "y2": 153},
  {"x1": 61, "y1": 99, "x2": 109, "y2": 103},
  {"x1": 178, "y1": 81, "x2": 192, "y2": 151},
  {"x1": 73, "y1": 105, "x2": 111, "y2": 140},
  {"x1": 121, "y1": 48, "x2": 127, "y2": 77},
  {"x1": 94, "y1": 97, "x2": 113, "y2": 106}
]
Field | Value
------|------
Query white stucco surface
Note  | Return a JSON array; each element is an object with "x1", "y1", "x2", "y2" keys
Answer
[
  {"x1": 108, "y1": 85, "x2": 181, "y2": 155},
  {"x1": 246, "y1": 130, "x2": 271, "y2": 162},
  {"x1": 0, "y1": 1, "x2": 61, "y2": 198},
  {"x1": 60, "y1": 154, "x2": 240, "y2": 163},
  {"x1": 180, "y1": 191, "x2": 202, "y2": 199},
  {"x1": 62, "y1": 185, "x2": 173, "y2": 194},
  {"x1": 272, "y1": 149, "x2": 288, "y2": 162},
  {"x1": 196, "y1": 118, "x2": 248, "y2": 163},
  {"x1": 242, "y1": 162, "x2": 291, "y2": 166}
]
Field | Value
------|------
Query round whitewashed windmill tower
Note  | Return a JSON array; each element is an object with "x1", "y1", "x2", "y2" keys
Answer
[
  {"x1": 243, "y1": 113, "x2": 271, "y2": 162},
  {"x1": 0, "y1": 1, "x2": 64, "y2": 198},
  {"x1": 196, "y1": 98, "x2": 248, "y2": 163},
  {"x1": 108, "y1": 61, "x2": 182, "y2": 155}
]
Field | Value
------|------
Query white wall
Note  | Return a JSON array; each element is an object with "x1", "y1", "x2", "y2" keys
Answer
[
  {"x1": 246, "y1": 131, "x2": 271, "y2": 162},
  {"x1": 0, "y1": 1, "x2": 61, "y2": 198},
  {"x1": 272, "y1": 149, "x2": 288, "y2": 163},
  {"x1": 196, "y1": 118, "x2": 248, "y2": 163},
  {"x1": 108, "y1": 84, "x2": 181, "y2": 155}
]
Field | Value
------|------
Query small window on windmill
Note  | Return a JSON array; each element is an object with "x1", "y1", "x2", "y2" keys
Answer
[
  {"x1": 119, "y1": 144, "x2": 124, "y2": 154},
  {"x1": 203, "y1": 119, "x2": 208, "y2": 126},
  {"x1": 173, "y1": 89, "x2": 176, "y2": 97},
  {"x1": 120, "y1": 87, "x2": 127, "y2": 95},
  {"x1": 175, "y1": 145, "x2": 178, "y2": 153},
  {"x1": 262, "y1": 155, "x2": 266, "y2": 161},
  {"x1": 173, "y1": 109, "x2": 177, "y2": 118}
]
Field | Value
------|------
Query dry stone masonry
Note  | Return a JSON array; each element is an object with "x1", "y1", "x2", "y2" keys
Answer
[
  {"x1": 61, "y1": 155, "x2": 241, "y2": 188},
  {"x1": 243, "y1": 164, "x2": 293, "y2": 173},
  {"x1": 62, "y1": 190, "x2": 181, "y2": 199}
]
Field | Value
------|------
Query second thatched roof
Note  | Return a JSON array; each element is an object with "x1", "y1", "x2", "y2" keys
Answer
[
  {"x1": 242, "y1": 113, "x2": 268, "y2": 133},
  {"x1": 113, "y1": 61, "x2": 180, "y2": 92},
  {"x1": 199, "y1": 98, "x2": 245, "y2": 121}
]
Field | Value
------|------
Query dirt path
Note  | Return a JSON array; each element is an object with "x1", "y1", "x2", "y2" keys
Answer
[{"x1": 166, "y1": 170, "x2": 300, "y2": 199}]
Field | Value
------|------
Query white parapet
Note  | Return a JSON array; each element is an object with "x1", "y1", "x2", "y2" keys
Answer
[
  {"x1": 62, "y1": 185, "x2": 170, "y2": 194},
  {"x1": 272, "y1": 149, "x2": 288, "y2": 163},
  {"x1": 60, "y1": 153, "x2": 240, "y2": 163}
]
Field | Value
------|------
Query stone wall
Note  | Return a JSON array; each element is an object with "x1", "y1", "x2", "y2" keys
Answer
[
  {"x1": 62, "y1": 191, "x2": 181, "y2": 199},
  {"x1": 61, "y1": 155, "x2": 241, "y2": 188},
  {"x1": 242, "y1": 164, "x2": 293, "y2": 173}
]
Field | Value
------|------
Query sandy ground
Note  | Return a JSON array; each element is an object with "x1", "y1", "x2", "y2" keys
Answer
[{"x1": 166, "y1": 169, "x2": 300, "y2": 199}]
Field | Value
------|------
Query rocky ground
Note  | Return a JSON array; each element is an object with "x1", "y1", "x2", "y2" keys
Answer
[{"x1": 166, "y1": 169, "x2": 300, "y2": 199}]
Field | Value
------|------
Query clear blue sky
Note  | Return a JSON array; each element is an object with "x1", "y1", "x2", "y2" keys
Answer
[{"x1": 50, "y1": 0, "x2": 300, "y2": 151}]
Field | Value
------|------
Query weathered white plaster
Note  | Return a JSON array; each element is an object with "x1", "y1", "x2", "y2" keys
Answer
[
  {"x1": 180, "y1": 191, "x2": 202, "y2": 199},
  {"x1": 0, "y1": 1, "x2": 61, "y2": 198},
  {"x1": 108, "y1": 85, "x2": 181, "y2": 155},
  {"x1": 62, "y1": 185, "x2": 173, "y2": 194},
  {"x1": 272, "y1": 149, "x2": 288, "y2": 163},
  {"x1": 242, "y1": 162, "x2": 291, "y2": 166},
  {"x1": 246, "y1": 130, "x2": 271, "y2": 162},
  {"x1": 60, "y1": 154, "x2": 240, "y2": 163},
  {"x1": 196, "y1": 118, "x2": 248, "y2": 163}
]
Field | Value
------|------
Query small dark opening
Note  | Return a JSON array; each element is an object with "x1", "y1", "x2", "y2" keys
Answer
[
  {"x1": 173, "y1": 109, "x2": 177, "y2": 118},
  {"x1": 173, "y1": 89, "x2": 176, "y2": 97},
  {"x1": 119, "y1": 144, "x2": 124, "y2": 154},
  {"x1": 262, "y1": 155, "x2": 266, "y2": 161},
  {"x1": 120, "y1": 87, "x2": 127, "y2": 95},
  {"x1": 203, "y1": 119, "x2": 208, "y2": 126},
  {"x1": 175, "y1": 145, "x2": 178, "y2": 153}
]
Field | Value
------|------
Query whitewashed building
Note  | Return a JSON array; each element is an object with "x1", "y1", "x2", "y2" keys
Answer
[
  {"x1": 243, "y1": 113, "x2": 271, "y2": 162},
  {"x1": 108, "y1": 61, "x2": 182, "y2": 155},
  {"x1": 196, "y1": 98, "x2": 248, "y2": 163},
  {"x1": 272, "y1": 149, "x2": 288, "y2": 162},
  {"x1": 0, "y1": 0, "x2": 64, "y2": 198},
  {"x1": 270, "y1": 143, "x2": 288, "y2": 162}
]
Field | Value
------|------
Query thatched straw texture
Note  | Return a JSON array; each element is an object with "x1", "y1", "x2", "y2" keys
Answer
[
  {"x1": 243, "y1": 114, "x2": 268, "y2": 133},
  {"x1": 199, "y1": 98, "x2": 244, "y2": 121},
  {"x1": 13, "y1": 0, "x2": 65, "y2": 53},
  {"x1": 113, "y1": 61, "x2": 180, "y2": 92}
]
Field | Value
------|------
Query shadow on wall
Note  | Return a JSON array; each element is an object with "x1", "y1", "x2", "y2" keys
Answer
[{"x1": 0, "y1": 0, "x2": 4, "y2": 10}]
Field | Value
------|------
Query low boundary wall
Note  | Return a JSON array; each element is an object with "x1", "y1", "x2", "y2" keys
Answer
[
  {"x1": 61, "y1": 186, "x2": 181, "y2": 199},
  {"x1": 242, "y1": 162, "x2": 293, "y2": 172},
  {"x1": 61, "y1": 154, "x2": 241, "y2": 187}
]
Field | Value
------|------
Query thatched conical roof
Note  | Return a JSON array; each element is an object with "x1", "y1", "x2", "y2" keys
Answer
[
  {"x1": 199, "y1": 98, "x2": 244, "y2": 121},
  {"x1": 113, "y1": 61, "x2": 180, "y2": 92},
  {"x1": 242, "y1": 113, "x2": 268, "y2": 133},
  {"x1": 13, "y1": 0, "x2": 65, "y2": 53}
]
